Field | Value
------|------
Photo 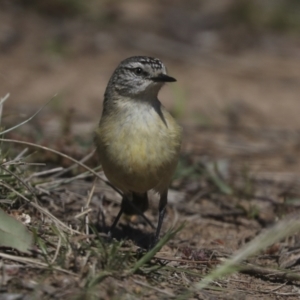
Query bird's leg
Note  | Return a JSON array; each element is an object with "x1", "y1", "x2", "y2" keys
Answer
[
  {"x1": 108, "y1": 194, "x2": 129, "y2": 236},
  {"x1": 127, "y1": 192, "x2": 155, "y2": 229},
  {"x1": 153, "y1": 190, "x2": 168, "y2": 246},
  {"x1": 109, "y1": 193, "x2": 155, "y2": 237}
]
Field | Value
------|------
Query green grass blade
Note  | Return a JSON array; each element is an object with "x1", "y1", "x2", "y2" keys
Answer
[
  {"x1": 130, "y1": 223, "x2": 185, "y2": 274},
  {"x1": 195, "y1": 216, "x2": 300, "y2": 291}
]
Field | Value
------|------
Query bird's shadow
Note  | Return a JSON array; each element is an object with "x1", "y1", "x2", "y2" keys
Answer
[{"x1": 94, "y1": 222, "x2": 154, "y2": 250}]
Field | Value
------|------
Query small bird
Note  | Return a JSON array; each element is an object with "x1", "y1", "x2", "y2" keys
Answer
[{"x1": 94, "y1": 56, "x2": 182, "y2": 245}]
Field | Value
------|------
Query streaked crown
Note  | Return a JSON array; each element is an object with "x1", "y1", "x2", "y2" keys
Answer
[{"x1": 104, "y1": 56, "x2": 176, "y2": 99}]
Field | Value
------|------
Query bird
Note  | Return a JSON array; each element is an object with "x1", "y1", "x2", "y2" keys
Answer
[{"x1": 94, "y1": 56, "x2": 182, "y2": 246}]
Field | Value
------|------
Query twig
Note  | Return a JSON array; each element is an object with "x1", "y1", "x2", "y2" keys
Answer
[
  {"x1": 268, "y1": 282, "x2": 287, "y2": 292},
  {"x1": 133, "y1": 279, "x2": 175, "y2": 297},
  {"x1": 35, "y1": 171, "x2": 95, "y2": 190},
  {"x1": 85, "y1": 181, "x2": 96, "y2": 237},
  {"x1": 51, "y1": 235, "x2": 62, "y2": 264},
  {"x1": 155, "y1": 255, "x2": 220, "y2": 265},
  {"x1": 74, "y1": 208, "x2": 93, "y2": 219},
  {"x1": 0, "y1": 93, "x2": 10, "y2": 125},
  {"x1": 53, "y1": 150, "x2": 96, "y2": 178},
  {"x1": 239, "y1": 263, "x2": 300, "y2": 282},
  {"x1": 2, "y1": 161, "x2": 45, "y2": 167},
  {"x1": 0, "y1": 252, "x2": 77, "y2": 276},
  {"x1": 25, "y1": 167, "x2": 64, "y2": 181},
  {"x1": 85, "y1": 180, "x2": 96, "y2": 209},
  {"x1": 13, "y1": 148, "x2": 28, "y2": 161}
]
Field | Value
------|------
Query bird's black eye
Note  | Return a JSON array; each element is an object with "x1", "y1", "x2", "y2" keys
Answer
[{"x1": 134, "y1": 67, "x2": 143, "y2": 75}]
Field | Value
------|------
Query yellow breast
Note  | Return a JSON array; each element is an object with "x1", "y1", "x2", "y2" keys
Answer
[{"x1": 95, "y1": 101, "x2": 182, "y2": 194}]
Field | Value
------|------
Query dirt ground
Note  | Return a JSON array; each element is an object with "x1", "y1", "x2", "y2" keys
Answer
[{"x1": 2, "y1": 1, "x2": 300, "y2": 299}]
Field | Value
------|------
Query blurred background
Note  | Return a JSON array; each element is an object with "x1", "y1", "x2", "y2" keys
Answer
[{"x1": 1, "y1": 0, "x2": 300, "y2": 138}]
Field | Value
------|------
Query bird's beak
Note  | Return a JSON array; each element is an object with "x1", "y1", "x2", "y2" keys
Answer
[{"x1": 151, "y1": 74, "x2": 176, "y2": 82}]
